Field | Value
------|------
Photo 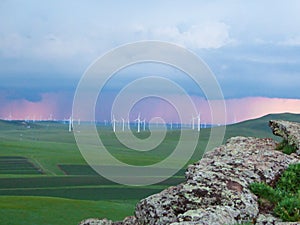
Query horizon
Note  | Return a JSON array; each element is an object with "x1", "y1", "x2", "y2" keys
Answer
[{"x1": 2, "y1": 111, "x2": 300, "y2": 126}]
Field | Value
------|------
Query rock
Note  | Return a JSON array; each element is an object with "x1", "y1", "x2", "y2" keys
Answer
[
  {"x1": 256, "y1": 214, "x2": 300, "y2": 225},
  {"x1": 269, "y1": 120, "x2": 300, "y2": 154},
  {"x1": 255, "y1": 213, "x2": 280, "y2": 225},
  {"x1": 134, "y1": 137, "x2": 299, "y2": 225},
  {"x1": 122, "y1": 216, "x2": 138, "y2": 225},
  {"x1": 78, "y1": 218, "x2": 113, "y2": 225}
]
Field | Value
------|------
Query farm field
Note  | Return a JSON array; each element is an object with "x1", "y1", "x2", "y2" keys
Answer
[{"x1": 0, "y1": 113, "x2": 300, "y2": 225}]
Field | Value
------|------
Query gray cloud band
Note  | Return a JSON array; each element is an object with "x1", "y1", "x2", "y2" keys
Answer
[{"x1": 72, "y1": 41, "x2": 226, "y2": 186}]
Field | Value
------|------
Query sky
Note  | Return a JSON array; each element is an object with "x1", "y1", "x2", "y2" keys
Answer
[{"x1": 1, "y1": 0, "x2": 300, "y2": 124}]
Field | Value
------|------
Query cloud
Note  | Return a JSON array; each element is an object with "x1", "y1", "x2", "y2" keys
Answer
[
  {"x1": 0, "y1": 91, "x2": 73, "y2": 120},
  {"x1": 6, "y1": 89, "x2": 42, "y2": 102},
  {"x1": 0, "y1": 0, "x2": 300, "y2": 114},
  {"x1": 1, "y1": 91, "x2": 300, "y2": 125},
  {"x1": 134, "y1": 22, "x2": 233, "y2": 49},
  {"x1": 279, "y1": 36, "x2": 300, "y2": 46}
]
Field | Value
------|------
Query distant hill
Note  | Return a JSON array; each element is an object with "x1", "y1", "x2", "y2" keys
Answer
[{"x1": 225, "y1": 113, "x2": 300, "y2": 141}]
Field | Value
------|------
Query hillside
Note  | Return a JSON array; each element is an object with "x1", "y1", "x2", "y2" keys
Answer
[{"x1": 225, "y1": 113, "x2": 300, "y2": 140}]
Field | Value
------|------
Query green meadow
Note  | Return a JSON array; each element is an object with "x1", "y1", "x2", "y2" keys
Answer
[{"x1": 0, "y1": 113, "x2": 300, "y2": 225}]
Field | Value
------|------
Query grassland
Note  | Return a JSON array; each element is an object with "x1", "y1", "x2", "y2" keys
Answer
[
  {"x1": 0, "y1": 196, "x2": 136, "y2": 225},
  {"x1": 0, "y1": 113, "x2": 299, "y2": 225}
]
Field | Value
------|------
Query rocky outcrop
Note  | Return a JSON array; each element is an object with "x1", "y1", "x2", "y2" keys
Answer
[
  {"x1": 135, "y1": 137, "x2": 299, "y2": 225},
  {"x1": 269, "y1": 120, "x2": 300, "y2": 155},
  {"x1": 79, "y1": 120, "x2": 300, "y2": 225}
]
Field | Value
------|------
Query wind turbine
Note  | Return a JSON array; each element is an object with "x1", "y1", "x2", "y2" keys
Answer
[
  {"x1": 112, "y1": 115, "x2": 117, "y2": 133},
  {"x1": 135, "y1": 114, "x2": 141, "y2": 133},
  {"x1": 121, "y1": 118, "x2": 125, "y2": 132},
  {"x1": 142, "y1": 119, "x2": 146, "y2": 131},
  {"x1": 127, "y1": 118, "x2": 130, "y2": 130},
  {"x1": 192, "y1": 116, "x2": 195, "y2": 130},
  {"x1": 68, "y1": 116, "x2": 73, "y2": 132},
  {"x1": 196, "y1": 113, "x2": 201, "y2": 132}
]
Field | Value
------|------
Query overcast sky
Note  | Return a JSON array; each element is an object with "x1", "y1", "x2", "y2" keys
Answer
[{"x1": 1, "y1": 1, "x2": 300, "y2": 122}]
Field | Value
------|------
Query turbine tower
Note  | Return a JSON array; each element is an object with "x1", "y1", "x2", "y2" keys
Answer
[
  {"x1": 68, "y1": 116, "x2": 73, "y2": 132},
  {"x1": 112, "y1": 115, "x2": 117, "y2": 133},
  {"x1": 192, "y1": 116, "x2": 195, "y2": 130},
  {"x1": 196, "y1": 113, "x2": 201, "y2": 132},
  {"x1": 142, "y1": 119, "x2": 146, "y2": 131},
  {"x1": 127, "y1": 118, "x2": 130, "y2": 130},
  {"x1": 121, "y1": 118, "x2": 125, "y2": 132},
  {"x1": 135, "y1": 114, "x2": 141, "y2": 133}
]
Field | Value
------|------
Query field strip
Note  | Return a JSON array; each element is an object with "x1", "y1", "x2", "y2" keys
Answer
[
  {"x1": 30, "y1": 157, "x2": 55, "y2": 175},
  {"x1": 0, "y1": 184, "x2": 167, "y2": 191}
]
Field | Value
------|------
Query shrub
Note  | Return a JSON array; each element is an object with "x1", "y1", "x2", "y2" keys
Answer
[
  {"x1": 275, "y1": 139, "x2": 297, "y2": 155},
  {"x1": 249, "y1": 163, "x2": 300, "y2": 222},
  {"x1": 274, "y1": 197, "x2": 300, "y2": 222},
  {"x1": 276, "y1": 163, "x2": 300, "y2": 194},
  {"x1": 249, "y1": 182, "x2": 282, "y2": 203}
]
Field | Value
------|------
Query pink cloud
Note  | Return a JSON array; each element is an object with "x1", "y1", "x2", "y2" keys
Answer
[
  {"x1": 1, "y1": 92, "x2": 300, "y2": 125},
  {"x1": 0, "y1": 92, "x2": 73, "y2": 120}
]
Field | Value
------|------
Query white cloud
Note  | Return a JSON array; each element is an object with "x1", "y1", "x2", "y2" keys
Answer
[
  {"x1": 136, "y1": 22, "x2": 233, "y2": 49},
  {"x1": 0, "y1": 21, "x2": 233, "y2": 63},
  {"x1": 279, "y1": 36, "x2": 300, "y2": 46}
]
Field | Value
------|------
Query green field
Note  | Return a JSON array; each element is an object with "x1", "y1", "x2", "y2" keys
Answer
[{"x1": 0, "y1": 113, "x2": 300, "y2": 225}]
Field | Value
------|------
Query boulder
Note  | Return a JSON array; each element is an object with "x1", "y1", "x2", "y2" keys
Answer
[{"x1": 269, "y1": 120, "x2": 300, "y2": 154}]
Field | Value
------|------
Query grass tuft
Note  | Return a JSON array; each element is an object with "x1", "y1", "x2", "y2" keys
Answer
[
  {"x1": 249, "y1": 163, "x2": 300, "y2": 222},
  {"x1": 275, "y1": 139, "x2": 297, "y2": 155}
]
